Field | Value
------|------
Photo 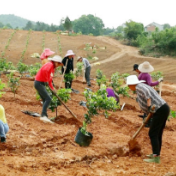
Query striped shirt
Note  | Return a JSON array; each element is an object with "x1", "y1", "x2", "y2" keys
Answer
[
  {"x1": 82, "y1": 58, "x2": 90, "y2": 68},
  {"x1": 136, "y1": 83, "x2": 165, "y2": 113}
]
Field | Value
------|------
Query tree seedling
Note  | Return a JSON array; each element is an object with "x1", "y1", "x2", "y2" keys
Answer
[
  {"x1": 80, "y1": 86, "x2": 120, "y2": 135},
  {"x1": 0, "y1": 79, "x2": 6, "y2": 97},
  {"x1": 75, "y1": 62, "x2": 83, "y2": 79},
  {"x1": 7, "y1": 72, "x2": 20, "y2": 97}
]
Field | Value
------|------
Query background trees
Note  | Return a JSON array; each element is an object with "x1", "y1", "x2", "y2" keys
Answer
[{"x1": 73, "y1": 14, "x2": 104, "y2": 36}]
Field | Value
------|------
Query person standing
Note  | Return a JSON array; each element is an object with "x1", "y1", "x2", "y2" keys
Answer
[
  {"x1": 62, "y1": 50, "x2": 75, "y2": 88},
  {"x1": 34, "y1": 55, "x2": 63, "y2": 123},
  {"x1": 0, "y1": 104, "x2": 9, "y2": 143},
  {"x1": 40, "y1": 48, "x2": 55, "y2": 66},
  {"x1": 77, "y1": 56, "x2": 91, "y2": 87},
  {"x1": 126, "y1": 75, "x2": 170, "y2": 163},
  {"x1": 138, "y1": 61, "x2": 163, "y2": 125},
  {"x1": 138, "y1": 61, "x2": 163, "y2": 86}
]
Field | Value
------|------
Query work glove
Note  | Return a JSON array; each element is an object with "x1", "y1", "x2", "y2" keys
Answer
[
  {"x1": 158, "y1": 77, "x2": 163, "y2": 83},
  {"x1": 148, "y1": 105, "x2": 155, "y2": 113}
]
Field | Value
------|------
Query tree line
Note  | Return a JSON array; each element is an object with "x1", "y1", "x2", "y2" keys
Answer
[
  {"x1": 1, "y1": 14, "x2": 176, "y2": 57},
  {"x1": 110, "y1": 20, "x2": 176, "y2": 57},
  {"x1": 0, "y1": 15, "x2": 115, "y2": 36}
]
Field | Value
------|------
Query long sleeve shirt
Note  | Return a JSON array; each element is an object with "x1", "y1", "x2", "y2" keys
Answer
[
  {"x1": 138, "y1": 73, "x2": 159, "y2": 86},
  {"x1": 62, "y1": 57, "x2": 74, "y2": 74},
  {"x1": 82, "y1": 58, "x2": 90, "y2": 68},
  {"x1": 136, "y1": 83, "x2": 165, "y2": 113},
  {"x1": 35, "y1": 62, "x2": 55, "y2": 90}
]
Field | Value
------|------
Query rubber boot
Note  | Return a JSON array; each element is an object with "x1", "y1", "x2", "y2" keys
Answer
[
  {"x1": 143, "y1": 156, "x2": 160, "y2": 163},
  {"x1": 146, "y1": 154, "x2": 153, "y2": 158}
]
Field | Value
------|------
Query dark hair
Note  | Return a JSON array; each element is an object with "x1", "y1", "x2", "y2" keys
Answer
[{"x1": 133, "y1": 64, "x2": 138, "y2": 71}]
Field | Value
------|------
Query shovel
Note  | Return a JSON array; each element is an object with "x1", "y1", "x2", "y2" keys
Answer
[
  {"x1": 128, "y1": 105, "x2": 155, "y2": 151},
  {"x1": 49, "y1": 87, "x2": 82, "y2": 124},
  {"x1": 159, "y1": 82, "x2": 162, "y2": 97}
]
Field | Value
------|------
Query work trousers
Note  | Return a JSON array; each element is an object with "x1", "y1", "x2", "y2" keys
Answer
[
  {"x1": 85, "y1": 66, "x2": 91, "y2": 86},
  {"x1": 0, "y1": 120, "x2": 9, "y2": 138},
  {"x1": 149, "y1": 103, "x2": 170, "y2": 155},
  {"x1": 34, "y1": 81, "x2": 51, "y2": 117}
]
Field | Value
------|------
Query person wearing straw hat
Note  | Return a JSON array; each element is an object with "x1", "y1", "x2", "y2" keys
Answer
[
  {"x1": 138, "y1": 61, "x2": 163, "y2": 86},
  {"x1": 34, "y1": 55, "x2": 63, "y2": 123},
  {"x1": 40, "y1": 48, "x2": 55, "y2": 66},
  {"x1": 77, "y1": 56, "x2": 91, "y2": 87},
  {"x1": 126, "y1": 75, "x2": 170, "y2": 164},
  {"x1": 62, "y1": 50, "x2": 75, "y2": 88},
  {"x1": 0, "y1": 104, "x2": 9, "y2": 143}
]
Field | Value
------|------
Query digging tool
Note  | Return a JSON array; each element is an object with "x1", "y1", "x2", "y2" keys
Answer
[
  {"x1": 159, "y1": 82, "x2": 162, "y2": 97},
  {"x1": 59, "y1": 59, "x2": 68, "y2": 89},
  {"x1": 49, "y1": 87, "x2": 82, "y2": 124},
  {"x1": 121, "y1": 103, "x2": 126, "y2": 111},
  {"x1": 128, "y1": 105, "x2": 155, "y2": 151}
]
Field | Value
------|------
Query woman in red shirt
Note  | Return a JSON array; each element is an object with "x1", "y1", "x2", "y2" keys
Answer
[{"x1": 34, "y1": 55, "x2": 63, "y2": 122}]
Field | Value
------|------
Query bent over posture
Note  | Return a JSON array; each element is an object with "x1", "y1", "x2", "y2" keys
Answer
[
  {"x1": 34, "y1": 55, "x2": 63, "y2": 122},
  {"x1": 126, "y1": 75, "x2": 170, "y2": 164}
]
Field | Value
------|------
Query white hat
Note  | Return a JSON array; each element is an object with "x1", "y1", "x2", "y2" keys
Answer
[
  {"x1": 65, "y1": 50, "x2": 75, "y2": 57},
  {"x1": 77, "y1": 56, "x2": 82, "y2": 61},
  {"x1": 138, "y1": 61, "x2": 154, "y2": 73},
  {"x1": 48, "y1": 55, "x2": 63, "y2": 65},
  {"x1": 126, "y1": 75, "x2": 145, "y2": 85}
]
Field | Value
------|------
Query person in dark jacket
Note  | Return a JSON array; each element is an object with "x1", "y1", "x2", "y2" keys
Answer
[{"x1": 62, "y1": 50, "x2": 75, "y2": 88}]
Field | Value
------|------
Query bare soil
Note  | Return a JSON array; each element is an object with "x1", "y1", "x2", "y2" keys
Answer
[{"x1": 0, "y1": 29, "x2": 176, "y2": 176}]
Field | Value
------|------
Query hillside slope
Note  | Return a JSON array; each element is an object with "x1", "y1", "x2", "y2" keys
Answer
[{"x1": 0, "y1": 29, "x2": 176, "y2": 83}]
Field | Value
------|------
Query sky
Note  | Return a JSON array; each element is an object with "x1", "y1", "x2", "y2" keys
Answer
[{"x1": 1, "y1": 0, "x2": 176, "y2": 28}]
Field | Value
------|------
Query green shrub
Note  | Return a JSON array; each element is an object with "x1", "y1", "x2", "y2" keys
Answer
[
  {"x1": 0, "y1": 79, "x2": 6, "y2": 97},
  {"x1": 81, "y1": 86, "x2": 119, "y2": 134},
  {"x1": 7, "y1": 72, "x2": 20, "y2": 97}
]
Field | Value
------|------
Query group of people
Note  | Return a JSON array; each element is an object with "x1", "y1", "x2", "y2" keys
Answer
[
  {"x1": 0, "y1": 49, "x2": 170, "y2": 165},
  {"x1": 127, "y1": 61, "x2": 170, "y2": 164},
  {"x1": 34, "y1": 48, "x2": 92, "y2": 123}
]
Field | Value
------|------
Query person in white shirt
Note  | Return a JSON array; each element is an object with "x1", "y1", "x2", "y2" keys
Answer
[{"x1": 77, "y1": 56, "x2": 91, "y2": 87}]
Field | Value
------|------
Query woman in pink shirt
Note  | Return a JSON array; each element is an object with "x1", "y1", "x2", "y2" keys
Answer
[{"x1": 34, "y1": 55, "x2": 63, "y2": 121}]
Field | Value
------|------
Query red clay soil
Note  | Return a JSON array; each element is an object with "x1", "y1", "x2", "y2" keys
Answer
[
  {"x1": 1, "y1": 29, "x2": 176, "y2": 175},
  {"x1": 0, "y1": 73, "x2": 176, "y2": 176}
]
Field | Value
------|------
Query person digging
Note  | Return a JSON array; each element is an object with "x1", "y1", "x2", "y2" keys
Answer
[
  {"x1": 126, "y1": 75, "x2": 170, "y2": 164},
  {"x1": 34, "y1": 55, "x2": 63, "y2": 123},
  {"x1": 137, "y1": 62, "x2": 163, "y2": 127},
  {"x1": 77, "y1": 56, "x2": 91, "y2": 87}
]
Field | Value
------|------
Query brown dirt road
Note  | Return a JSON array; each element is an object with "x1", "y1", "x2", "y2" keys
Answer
[{"x1": 0, "y1": 29, "x2": 176, "y2": 176}]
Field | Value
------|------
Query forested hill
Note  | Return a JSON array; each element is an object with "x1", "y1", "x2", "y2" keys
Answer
[{"x1": 0, "y1": 14, "x2": 35, "y2": 28}]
